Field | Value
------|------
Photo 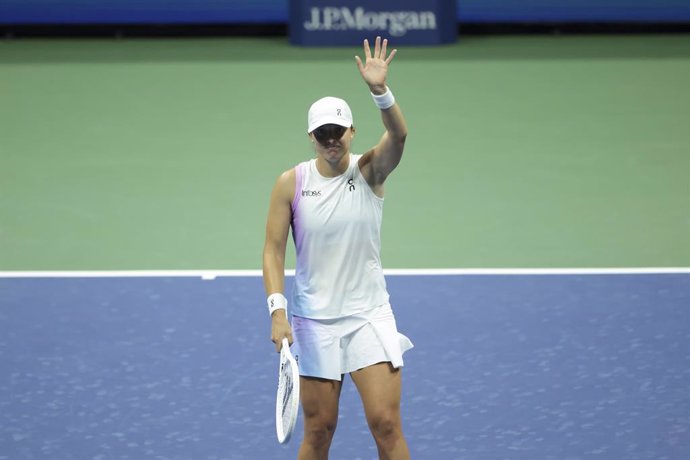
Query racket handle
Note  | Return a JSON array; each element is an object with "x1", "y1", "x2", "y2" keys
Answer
[{"x1": 281, "y1": 338, "x2": 290, "y2": 351}]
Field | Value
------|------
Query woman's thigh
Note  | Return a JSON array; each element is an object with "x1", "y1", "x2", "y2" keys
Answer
[
  {"x1": 350, "y1": 362, "x2": 402, "y2": 421},
  {"x1": 300, "y1": 376, "x2": 344, "y2": 424}
]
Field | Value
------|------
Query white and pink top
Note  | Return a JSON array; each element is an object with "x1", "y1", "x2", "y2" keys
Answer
[{"x1": 290, "y1": 153, "x2": 390, "y2": 319}]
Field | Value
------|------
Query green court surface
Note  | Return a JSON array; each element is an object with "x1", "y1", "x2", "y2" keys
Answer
[{"x1": 1, "y1": 35, "x2": 689, "y2": 270}]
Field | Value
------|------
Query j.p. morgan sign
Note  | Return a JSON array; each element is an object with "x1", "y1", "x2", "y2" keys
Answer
[{"x1": 289, "y1": 0, "x2": 457, "y2": 46}]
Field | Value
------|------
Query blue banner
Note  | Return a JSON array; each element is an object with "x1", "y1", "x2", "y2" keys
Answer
[
  {"x1": 1, "y1": 0, "x2": 689, "y2": 24},
  {"x1": 459, "y1": 0, "x2": 690, "y2": 22},
  {"x1": 290, "y1": 0, "x2": 456, "y2": 46}
]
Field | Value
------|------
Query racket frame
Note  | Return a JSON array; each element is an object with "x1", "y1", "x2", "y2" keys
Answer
[{"x1": 276, "y1": 338, "x2": 300, "y2": 444}]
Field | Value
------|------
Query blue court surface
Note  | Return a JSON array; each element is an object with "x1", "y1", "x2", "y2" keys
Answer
[{"x1": 1, "y1": 273, "x2": 689, "y2": 459}]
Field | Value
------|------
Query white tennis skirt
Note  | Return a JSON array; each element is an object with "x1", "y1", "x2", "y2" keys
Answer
[{"x1": 291, "y1": 303, "x2": 413, "y2": 381}]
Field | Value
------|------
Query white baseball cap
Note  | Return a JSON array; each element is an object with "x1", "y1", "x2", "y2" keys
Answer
[{"x1": 307, "y1": 97, "x2": 353, "y2": 133}]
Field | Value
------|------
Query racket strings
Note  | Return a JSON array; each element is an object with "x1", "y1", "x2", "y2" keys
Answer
[
  {"x1": 279, "y1": 360, "x2": 296, "y2": 432},
  {"x1": 276, "y1": 340, "x2": 299, "y2": 444}
]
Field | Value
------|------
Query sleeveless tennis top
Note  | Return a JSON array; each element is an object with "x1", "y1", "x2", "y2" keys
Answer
[{"x1": 290, "y1": 153, "x2": 390, "y2": 319}]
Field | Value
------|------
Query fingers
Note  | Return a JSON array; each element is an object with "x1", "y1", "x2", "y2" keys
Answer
[
  {"x1": 376, "y1": 37, "x2": 388, "y2": 59},
  {"x1": 363, "y1": 37, "x2": 394, "y2": 62},
  {"x1": 272, "y1": 331, "x2": 294, "y2": 352},
  {"x1": 357, "y1": 37, "x2": 396, "y2": 83},
  {"x1": 355, "y1": 55, "x2": 364, "y2": 74},
  {"x1": 385, "y1": 48, "x2": 397, "y2": 65},
  {"x1": 363, "y1": 37, "x2": 391, "y2": 60}
]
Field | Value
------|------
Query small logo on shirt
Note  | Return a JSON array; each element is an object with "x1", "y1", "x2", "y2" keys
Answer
[
  {"x1": 347, "y1": 179, "x2": 355, "y2": 192},
  {"x1": 302, "y1": 190, "x2": 322, "y2": 197}
]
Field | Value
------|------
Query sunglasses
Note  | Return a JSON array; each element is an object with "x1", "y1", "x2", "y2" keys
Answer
[{"x1": 313, "y1": 124, "x2": 348, "y2": 145}]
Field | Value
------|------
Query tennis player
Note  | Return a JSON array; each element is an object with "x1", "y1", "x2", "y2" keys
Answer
[{"x1": 263, "y1": 36, "x2": 412, "y2": 459}]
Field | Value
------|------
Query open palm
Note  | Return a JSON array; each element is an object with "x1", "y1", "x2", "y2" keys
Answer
[{"x1": 355, "y1": 36, "x2": 397, "y2": 92}]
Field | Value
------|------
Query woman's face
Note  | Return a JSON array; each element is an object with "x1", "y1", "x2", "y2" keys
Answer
[{"x1": 310, "y1": 124, "x2": 355, "y2": 164}]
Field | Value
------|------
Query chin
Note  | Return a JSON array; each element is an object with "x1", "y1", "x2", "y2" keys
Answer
[{"x1": 323, "y1": 148, "x2": 344, "y2": 159}]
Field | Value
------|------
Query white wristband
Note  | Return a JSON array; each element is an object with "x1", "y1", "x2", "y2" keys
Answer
[
  {"x1": 267, "y1": 293, "x2": 287, "y2": 316},
  {"x1": 371, "y1": 87, "x2": 395, "y2": 110}
]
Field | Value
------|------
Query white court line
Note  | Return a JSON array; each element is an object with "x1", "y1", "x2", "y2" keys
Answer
[
  {"x1": 384, "y1": 267, "x2": 690, "y2": 276},
  {"x1": 0, "y1": 270, "x2": 264, "y2": 279},
  {"x1": 0, "y1": 267, "x2": 689, "y2": 279}
]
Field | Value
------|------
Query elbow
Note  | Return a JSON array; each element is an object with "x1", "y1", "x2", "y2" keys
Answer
[
  {"x1": 396, "y1": 130, "x2": 407, "y2": 148},
  {"x1": 388, "y1": 125, "x2": 407, "y2": 145},
  {"x1": 397, "y1": 122, "x2": 408, "y2": 143},
  {"x1": 263, "y1": 243, "x2": 285, "y2": 267}
]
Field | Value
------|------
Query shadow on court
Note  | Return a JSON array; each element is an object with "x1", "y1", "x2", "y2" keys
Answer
[{"x1": 1, "y1": 274, "x2": 689, "y2": 459}]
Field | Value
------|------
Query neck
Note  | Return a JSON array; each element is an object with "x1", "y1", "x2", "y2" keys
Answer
[{"x1": 316, "y1": 153, "x2": 350, "y2": 177}]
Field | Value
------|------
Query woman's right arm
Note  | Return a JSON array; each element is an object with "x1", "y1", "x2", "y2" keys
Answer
[{"x1": 262, "y1": 168, "x2": 296, "y2": 352}]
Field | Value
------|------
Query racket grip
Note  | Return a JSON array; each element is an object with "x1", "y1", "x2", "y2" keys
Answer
[{"x1": 281, "y1": 338, "x2": 290, "y2": 351}]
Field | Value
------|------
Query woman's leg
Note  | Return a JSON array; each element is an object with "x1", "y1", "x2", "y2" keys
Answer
[
  {"x1": 298, "y1": 376, "x2": 343, "y2": 460},
  {"x1": 350, "y1": 363, "x2": 410, "y2": 460}
]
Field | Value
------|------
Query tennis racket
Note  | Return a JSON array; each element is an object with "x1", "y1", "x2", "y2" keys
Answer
[{"x1": 276, "y1": 338, "x2": 300, "y2": 444}]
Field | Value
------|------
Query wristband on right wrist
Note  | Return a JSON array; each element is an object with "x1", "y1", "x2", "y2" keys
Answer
[{"x1": 267, "y1": 293, "x2": 287, "y2": 317}]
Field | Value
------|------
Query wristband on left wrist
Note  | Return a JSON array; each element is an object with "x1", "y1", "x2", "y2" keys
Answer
[{"x1": 371, "y1": 86, "x2": 395, "y2": 110}]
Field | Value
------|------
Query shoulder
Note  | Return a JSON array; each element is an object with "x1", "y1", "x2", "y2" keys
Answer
[
  {"x1": 271, "y1": 167, "x2": 298, "y2": 203},
  {"x1": 276, "y1": 167, "x2": 297, "y2": 185}
]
